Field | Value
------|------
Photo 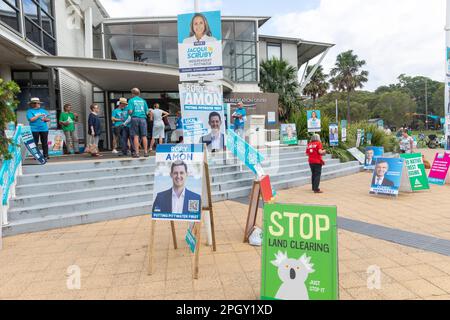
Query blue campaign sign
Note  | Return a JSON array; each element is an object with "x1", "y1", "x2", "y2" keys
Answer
[
  {"x1": 364, "y1": 146, "x2": 384, "y2": 170},
  {"x1": 152, "y1": 144, "x2": 204, "y2": 222},
  {"x1": 226, "y1": 129, "x2": 264, "y2": 175},
  {"x1": 307, "y1": 110, "x2": 321, "y2": 133},
  {"x1": 178, "y1": 11, "x2": 223, "y2": 81},
  {"x1": 370, "y1": 158, "x2": 404, "y2": 197}
]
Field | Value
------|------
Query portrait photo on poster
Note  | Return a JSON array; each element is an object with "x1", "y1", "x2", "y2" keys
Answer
[
  {"x1": 152, "y1": 145, "x2": 204, "y2": 222},
  {"x1": 307, "y1": 110, "x2": 321, "y2": 133},
  {"x1": 178, "y1": 11, "x2": 223, "y2": 81},
  {"x1": 370, "y1": 158, "x2": 404, "y2": 196}
]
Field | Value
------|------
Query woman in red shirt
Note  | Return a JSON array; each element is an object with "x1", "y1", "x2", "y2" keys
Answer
[{"x1": 306, "y1": 134, "x2": 327, "y2": 193}]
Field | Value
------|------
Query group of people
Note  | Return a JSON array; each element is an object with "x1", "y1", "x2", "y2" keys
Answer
[
  {"x1": 26, "y1": 98, "x2": 80, "y2": 160},
  {"x1": 107, "y1": 88, "x2": 170, "y2": 158}
]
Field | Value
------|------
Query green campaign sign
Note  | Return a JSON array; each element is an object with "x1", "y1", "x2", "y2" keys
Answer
[
  {"x1": 400, "y1": 153, "x2": 430, "y2": 191},
  {"x1": 261, "y1": 204, "x2": 338, "y2": 300}
]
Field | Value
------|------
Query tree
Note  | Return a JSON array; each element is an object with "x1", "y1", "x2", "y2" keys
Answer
[
  {"x1": 370, "y1": 91, "x2": 416, "y2": 127},
  {"x1": 429, "y1": 82, "x2": 445, "y2": 117},
  {"x1": 260, "y1": 58, "x2": 300, "y2": 121},
  {"x1": 329, "y1": 50, "x2": 369, "y2": 124},
  {"x1": 396, "y1": 74, "x2": 441, "y2": 115},
  {"x1": 0, "y1": 79, "x2": 20, "y2": 160},
  {"x1": 302, "y1": 65, "x2": 329, "y2": 107}
]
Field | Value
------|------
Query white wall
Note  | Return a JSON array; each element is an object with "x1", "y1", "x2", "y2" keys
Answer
[
  {"x1": 0, "y1": 65, "x2": 11, "y2": 81},
  {"x1": 281, "y1": 42, "x2": 298, "y2": 70}
]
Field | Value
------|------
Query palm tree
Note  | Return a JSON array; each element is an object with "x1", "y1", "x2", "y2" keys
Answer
[
  {"x1": 259, "y1": 58, "x2": 300, "y2": 121},
  {"x1": 329, "y1": 50, "x2": 369, "y2": 123},
  {"x1": 303, "y1": 65, "x2": 329, "y2": 107}
]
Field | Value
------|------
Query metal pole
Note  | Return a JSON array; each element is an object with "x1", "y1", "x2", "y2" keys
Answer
[
  {"x1": 445, "y1": 0, "x2": 450, "y2": 150},
  {"x1": 336, "y1": 99, "x2": 338, "y2": 123},
  {"x1": 425, "y1": 78, "x2": 428, "y2": 130},
  {"x1": 194, "y1": 0, "x2": 199, "y2": 12}
]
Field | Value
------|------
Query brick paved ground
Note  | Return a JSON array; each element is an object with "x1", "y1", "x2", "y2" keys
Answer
[{"x1": 1, "y1": 149, "x2": 449, "y2": 300}]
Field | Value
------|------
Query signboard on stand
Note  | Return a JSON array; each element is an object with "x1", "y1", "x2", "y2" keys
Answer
[
  {"x1": 280, "y1": 124, "x2": 298, "y2": 146},
  {"x1": 261, "y1": 203, "x2": 339, "y2": 300},
  {"x1": 152, "y1": 144, "x2": 204, "y2": 222},
  {"x1": 307, "y1": 110, "x2": 321, "y2": 133},
  {"x1": 179, "y1": 83, "x2": 225, "y2": 153},
  {"x1": 364, "y1": 147, "x2": 384, "y2": 170},
  {"x1": 329, "y1": 124, "x2": 339, "y2": 147},
  {"x1": 400, "y1": 153, "x2": 430, "y2": 191},
  {"x1": 341, "y1": 120, "x2": 347, "y2": 143},
  {"x1": 347, "y1": 147, "x2": 365, "y2": 165},
  {"x1": 226, "y1": 129, "x2": 265, "y2": 176},
  {"x1": 370, "y1": 158, "x2": 404, "y2": 197},
  {"x1": 177, "y1": 11, "x2": 223, "y2": 81},
  {"x1": 428, "y1": 153, "x2": 450, "y2": 185},
  {"x1": 22, "y1": 126, "x2": 46, "y2": 165},
  {"x1": 48, "y1": 130, "x2": 65, "y2": 156}
]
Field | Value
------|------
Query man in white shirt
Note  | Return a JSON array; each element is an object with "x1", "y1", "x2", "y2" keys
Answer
[{"x1": 200, "y1": 112, "x2": 225, "y2": 152}]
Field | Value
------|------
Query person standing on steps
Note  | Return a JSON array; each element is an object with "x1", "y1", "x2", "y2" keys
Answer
[
  {"x1": 128, "y1": 88, "x2": 151, "y2": 158},
  {"x1": 306, "y1": 134, "x2": 327, "y2": 194},
  {"x1": 27, "y1": 97, "x2": 51, "y2": 160}
]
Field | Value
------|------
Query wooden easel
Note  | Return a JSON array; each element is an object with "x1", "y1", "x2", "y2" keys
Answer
[
  {"x1": 147, "y1": 146, "x2": 216, "y2": 280},
  {"x1": 243, "y1": 180, "x2": 262, "y2": 243}
]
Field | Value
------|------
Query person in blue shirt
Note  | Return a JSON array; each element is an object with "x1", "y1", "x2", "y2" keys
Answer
[
  {"x1": 232, "y1": 102, "x2": 247, "y2": 139},
  {"x1": 26, "y1": 97, "x2": 51, "y2": 160},
  {"x1": 127, "y1": 88, "x2": 150, "y2": 158},
  {"x1": 111, "y1": 98, "x2": 127, "y2": 154},
  {"x1": 175, "y1": 111, "x2": 183, "y2": 143}
]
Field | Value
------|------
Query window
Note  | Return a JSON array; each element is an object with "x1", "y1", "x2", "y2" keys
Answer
[
  {"x1": 267, "y1": 43, "x2": 281, "y2": 60},
  {"x1": 0, "y1": 0, "x2": 20, "y2": 32},
  {"x1": 22, "y1": 0, "x2": 56, "y2": 55}
]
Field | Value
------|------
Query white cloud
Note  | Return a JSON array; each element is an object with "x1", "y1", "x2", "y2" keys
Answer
[
  {"x1": 269, "y1": 0, "x2": 446, "y2": 91},
  {"x1": 101, "y1": 0, "x2": 222, "y2": 17}
]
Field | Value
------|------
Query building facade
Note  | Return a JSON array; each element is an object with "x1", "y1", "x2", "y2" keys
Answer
[{"x1": 1, "y1": 0, "x2": 332, "y2": 150}]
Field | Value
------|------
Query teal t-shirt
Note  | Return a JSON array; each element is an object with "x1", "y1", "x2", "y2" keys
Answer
[
  {"x1": 112, "y1": 108, "x2": 126, "y2": 127},
  {"x1": 128, "y1": 96, "x2": 149, "y2": 119}
]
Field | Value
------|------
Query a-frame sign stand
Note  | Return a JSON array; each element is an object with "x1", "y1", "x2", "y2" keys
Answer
[
  {"x1": 243, "y1": 180, "x2": 262, "y2": 243},
  {"x1": 147, "y1": 146, "x2": 216, "y2": 280}
]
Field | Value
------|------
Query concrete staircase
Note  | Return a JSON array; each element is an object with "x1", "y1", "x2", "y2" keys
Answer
[{"x1": 2, "y1": 146, "x2": 362, "y2": 236}]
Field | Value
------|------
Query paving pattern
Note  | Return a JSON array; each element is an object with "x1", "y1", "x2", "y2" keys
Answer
[{"x1": 1, "y1": 148, "x2": 449, "y2": 300}]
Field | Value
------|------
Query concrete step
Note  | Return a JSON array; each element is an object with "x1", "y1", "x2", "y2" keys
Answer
[
  {"x1": 10, "y1": 182, "x2": 154, "y2": 208},
  {"x1": 8, "y1": 191, "x2": 152, "y2": 221},
  {"x1": 15, "y1": 173, "x2": 153, "y2": 196},
  {"x1": 3, "y1": 201, "x2": 153, "y2": 237},
  {"x1": 211, "y1": 161, "x2": 358, "y2": 192},
  {"x1": 211, "y1": 163, "x2": 362, "y2": 202},
  {"x1": 18, "y1": 164, "x2": 156, "y2": 185},
  {"x1": 22, "y1": 158, "x2": 155, "y2": 175}
]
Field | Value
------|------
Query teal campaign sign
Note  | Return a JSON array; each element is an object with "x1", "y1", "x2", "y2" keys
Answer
[{"x1": 226, "y1": 129, "x2": 264, "y2": 175}]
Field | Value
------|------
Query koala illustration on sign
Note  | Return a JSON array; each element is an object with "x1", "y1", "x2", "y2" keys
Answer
[{"x1": 271, "y1": 251, "x2": 315, "y2": 300}]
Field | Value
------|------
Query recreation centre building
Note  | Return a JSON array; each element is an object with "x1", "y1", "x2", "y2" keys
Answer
[{"x1": 0, "y1": 0, "x2": 333, "y2": 149}]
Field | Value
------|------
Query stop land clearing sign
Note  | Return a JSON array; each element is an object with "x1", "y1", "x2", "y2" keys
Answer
[{"x1": 261, "y1": 204, "x2": 338, "y2": 300}]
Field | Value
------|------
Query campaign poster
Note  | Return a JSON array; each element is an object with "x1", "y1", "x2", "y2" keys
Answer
[
  {"x1": 261, "y1": 203, "x2": 338, "y2": 300},
  {"x1": 364, "y1": 147, "x2": 384, "y2": 170},
  {"x1": 21, "y1": 126, "x2": 46, "y2": 165},
  {"x1": 178, "y1": 11, "x2": 223, "y2": 81},
  {"x1": 280, "y1": 124, "x2": 298, "y2": 146},
  {"x1": 428, "y1": 153, "x2": 450, "y2": 186},
  {"x1": 329, "y1": 124, "x2": 339, "y2": 147},
  {"x1": 307, "y1": 110, "x2": 321, "y2": 133},
  {"x1": 400, "y1": 153, "x2": 430, "y2": 191},
  {"x1": 356, "y1": 129, "x2": 362, "y2": 148},
  {"x1": 48, "y1": 130, "x2": 65, "y2": 156},
  {"x1": 341, "y1": 120, "x2": 347, "y2": 143},
  {"x1": 378, "y1": 120, "x2": 384, "y2": 130},
  {"x1": 226, "y1": 129, "x2": 265, "y2": 176},
  {"x1": 347, "y1": 147, "x2": 366, "y2": 165},
  {"x1": 370, "y1": 158, "x2": 404, "y2": 197},
  {"x1": 48, "y1": 111, "x2": 58, "y2": 130},
  {"x1": 152, "y1": 144, "x2": 204, "y2": 222},
  {"x1": 179, "y1": 83, "x2": 225, "y2": 153},
  {"x1": 366, "y1": 132, "x2": 373, "y2": 145}
]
